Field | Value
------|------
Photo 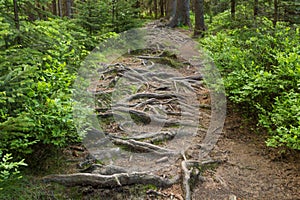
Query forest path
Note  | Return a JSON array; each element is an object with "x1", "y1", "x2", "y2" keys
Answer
[
  {"x1": 173, "y1": 24, "x2": 300, "y2": 199},
  {"x1": 44, "y1": 21, "x2": 300, "y2": 200}
]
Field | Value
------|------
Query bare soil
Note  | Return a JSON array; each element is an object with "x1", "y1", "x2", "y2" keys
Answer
[{"x1": 191, "y1": 105, "x2": 300, "y2": 200}]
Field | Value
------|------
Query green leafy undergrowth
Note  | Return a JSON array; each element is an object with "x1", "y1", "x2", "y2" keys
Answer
[
  {"x1": 0, "y1": 19, "x2": 90, "y2": 157},
  {"x1": 0, "y1": 150, "x2": 27, "y2": 190},
  {"x1": 201, "y1": 16, "x2": 300, "y2": 150}
]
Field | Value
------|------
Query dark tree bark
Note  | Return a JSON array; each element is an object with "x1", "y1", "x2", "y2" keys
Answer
[
  {"x1": 66, "y1": 0, "x2": 72, "y2": 18},
  {"x1": 168, "y1": 0, "x2": 191, "y2": 28},
  {"x1": 254, "y1": 0, "x2": 259, "y2": 18},
  {"x1": 273, "y1": 0, "x2": 278, "y2": 26},
  {"x1": 194, "y1": 0, "x2": 205, "y2": 37},
  {"x1": 13, "y1": 0, "x2": 20, "y2": 31},
  {"x1": 13, "y1": 0, "x2": 21, "y2": 44},
  {"x1": 160, "y1": 0, "x2": 165, "y2": 17},
  {"x1": 154, "y1": 0, "x2": 158, "y2": 18},
  {"x1": 166, "y1": 0, "x2": 176, "y2": 19},
  {"x1": 182, "y1": 0, "x2": 191, "y2": 26},
  {"x1": 58, "y1": 0, "x2": 63, "y2": 17},
  {"x1": 112, "y1": 0, "x2": 115, "y2": 24},
  {"x1": 52, "y1": 0, "x2": 57, "y2": 15},
  {"x1": 231, "y1": 0, "x2": 236, "y2": 19}
]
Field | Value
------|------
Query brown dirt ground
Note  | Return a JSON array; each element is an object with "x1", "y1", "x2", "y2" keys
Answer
[{"x1": 191, "y1": 104, "x2": 300, "y2": 200}]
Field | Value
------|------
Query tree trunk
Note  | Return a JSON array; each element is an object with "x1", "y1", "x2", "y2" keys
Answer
[
  {"x1": 231, "y1": 0, "x2": 236, "y2": 19},
  {"x1": 182, "y1": 0, "x2": 191, "y2": 27},
  {"x1": 194, "y1": 0, "x2": 205, "y2": 37},
  {"x1": 166, "y1": 0, "x2": 176, "y2": 19},
  {"x1": 168, "y1": 0, "x2": 190, "y2": 28},
  {"x1": 58, "y1": 0, "x2": 63, "y2": 17},
  {"x1": 254, "y1": 0, "x2": 259, "y2": 18},
  {"x1": 66, "y1": 0, "x2": 72, "y2": 18},
  {"x1": 13, "y1": 0, "x2": 21, "y2": 44},
  {"x1": 112, "y1": 0, "x2": 115, "y2": 24},
  {"x1": 154, "y1": 0, "x2": 158, "y2": 18},
  {"x1": 207, "y1": 0, "x2": 213, "y2": 23},
  {"x1": 160, "y1": 0, "x2": 165, "y2": 17},
  {"x1": 13, "y1": 0, "x2": 20, "y2": 30},
  {"x1": 273, "y1": 0, "x2": 278, "y2": 26},
  {"x1": 52, "y1": 0, "x2": 57, "y2": 15}
]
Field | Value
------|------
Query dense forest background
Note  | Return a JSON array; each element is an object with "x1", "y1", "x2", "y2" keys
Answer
[{"x1": 0, "y1": 0, "x2": 299, "y2": 197}]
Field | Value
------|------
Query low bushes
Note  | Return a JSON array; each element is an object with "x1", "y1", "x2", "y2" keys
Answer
[{"x1": 201, "y1": 17, "x2": 300, "y2": 150}]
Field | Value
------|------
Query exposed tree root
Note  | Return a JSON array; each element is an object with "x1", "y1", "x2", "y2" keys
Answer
[
  {"x1": 98, "y1": 107, "x2": 197, "y2": 127},
  {"x1": 111, "y1": 138, "x2": 178, "y2": 155},
  {"x1": 181, "y1": 159, "x2": 224, "y2": 200},
  {"x1": 109, "y1": 130, "x2": 176, "y2": 141},
  {"x1": 43, "y1": 172, "x2": 180, "y2": 188},
  {"x1": 181, "y1": 160, "x2": 192, "y2": 200},
  {"x1": 71, "y1": 46, "x2": 219, "y2": 199},
  {"x1": 125, "y1": 92, "x2": 180, "y2": 102},
  {"x1": 80, "y1": 164, "x2": 128, "y2": 174}
]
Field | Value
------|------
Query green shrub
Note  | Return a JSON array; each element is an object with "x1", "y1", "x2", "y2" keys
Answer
[
  {"x1": 0, "y1": 150, "x2": 27, "y2": 190},
  {"x1": 201, "y1": 16, "x2": 300, "y2": 150},
  {"x1": 260, "y1": 91, "x2": 300, "y2": 150},
  {"x1": 0, "y1": 19, "x2": 87, "y2": 157}
]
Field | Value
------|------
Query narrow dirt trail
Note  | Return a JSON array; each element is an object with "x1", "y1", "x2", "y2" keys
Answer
[
  {"x1": 192, "y1": 106, "x2": 300, "y2": 199},
  {"x1": 44, "y1": 21, "x2": 300, "y2": 200}
]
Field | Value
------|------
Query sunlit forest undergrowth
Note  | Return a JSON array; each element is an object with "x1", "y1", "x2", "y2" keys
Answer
[
  {"x1": 200, "y1": 5, "x2": 299, "y2": 151},
  {"x1": 0, "y1": 0, "x2": 146, "y2": 194},
  {"x1": 0, "y1": 0, "x2": 299, "y2": 198}
]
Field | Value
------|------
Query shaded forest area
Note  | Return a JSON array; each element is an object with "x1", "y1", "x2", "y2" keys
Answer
[{"x1": 0, "y1": 0, "x2": 299, "y2": 199}]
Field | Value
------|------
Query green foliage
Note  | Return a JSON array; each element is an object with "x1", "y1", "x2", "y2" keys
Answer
[
  {"x1": 0, "y1": 0, "x2": 142, "y2": 164},
  {"x1": 201, "y1": 14, "x2": 300, "y2": 150},
  {"x1": 111, "y1": 0, "x2": 141, "y2": 32},
  {"x1": 74, "y1": 0, "x2": 110, "y2": 34},
  {"x1": 0, "y1": 176, "x2": 82, "y2": 199},
  {"x1": 260, "y1": 92, "x2": 300, "y2": 150},
  {"x1": 0, "y1": 18, "x2": 89, "y2": 156},
  {"x1": 74, "y1": 0, "x2": 141, "y2": 35},
  {"x1": 0, "y1": 150, "x2": 27, "y2": 190},
  {"x1": 207, "y1": 5, "x2": 255, "y2": 32}
]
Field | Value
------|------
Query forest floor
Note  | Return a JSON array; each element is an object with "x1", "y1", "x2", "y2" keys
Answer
[
  {"x1": 36, "y1": 21, "x2": 300, "y2": 200},
  {"x1": 45, "y1": 106, "x2": 300, "y2": 200},
  {"x1": 191, "y1": 105, "x2": 300, "y2": 200}
]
